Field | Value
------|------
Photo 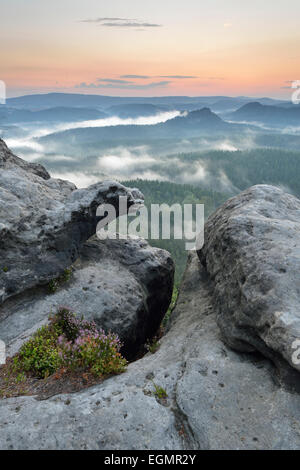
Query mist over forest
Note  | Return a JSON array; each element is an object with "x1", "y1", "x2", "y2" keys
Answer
[{"x1": 1, "y1": 92, "x2": 300, "y2": 281}]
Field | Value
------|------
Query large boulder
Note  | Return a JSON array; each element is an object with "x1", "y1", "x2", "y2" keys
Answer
[
  {"x1": 0, "y1": 139, "x2": 143, "y2": 303},
  {"x1": 0, "y1": 145, "x2": 299, "y2": 451},
  {"x1": 1, "y1": 236, "x2": 174, "y2": 358},
  {"x1": 0, "y1": 252, "x2": 299, "y2": 450},
  {"x1": 197, "y1": 185, "x2": 300, "y2": 379}
]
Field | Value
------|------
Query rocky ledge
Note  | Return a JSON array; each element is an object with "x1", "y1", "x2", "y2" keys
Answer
[
  {"x1": 0, "y1": 141, "x2": 299, "y2": 450},
  {"x1": 0, "y1": 251, "x2": 299, "y2": 450},
  {"x1": 1, "y1": 236, "x2": 174, "y2": 359},
  {"x1": 198, "y1": 185, "x2": 300, "y2": 384},
  {"x1": 0, "y1": 139, "x2": 144, "y2": 303},
  {"x1": 0, "y1": 139, "x2": 174, "y2": 359}
]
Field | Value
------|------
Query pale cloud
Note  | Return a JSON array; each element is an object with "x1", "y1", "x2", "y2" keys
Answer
[
  {"x1": 120, "y1": 75, "x2": 151, "y2": 79},
  {"x1": 80, "y1": 17, "x2": 135, "y2": 23},
  {"x1": 120, "y1": 75, "x2": 197, "y2": 80},
  {"x1": 50, "y1": 171, "x2": 102, "y2": 188},
  {"x1": 96, "y1": 78, "x2": 133, "y2": 85},
  {"x1": 158, "y1": 75, "x2": 198, "y2": 79},
  {"x1": 102, "y1": 22, "x2": 162, "y2": 28},
  {"x1": 80, "y1": 18, "x2": 162, "y2": 28},
  {"x1": 76, "y1": 80, "x2": 171, "y2": 90}
]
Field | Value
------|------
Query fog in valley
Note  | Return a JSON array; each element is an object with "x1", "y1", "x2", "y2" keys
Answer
[{"x1": 2, "y1": 95, "x2": 300, "y2": 199}]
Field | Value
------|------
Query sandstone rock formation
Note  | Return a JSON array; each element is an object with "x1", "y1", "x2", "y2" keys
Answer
[
  {"x1": 198, "y1": 185, "x2": 300, "y2": 382},
  {"x1": 0, "y1": 139, "x2": 143, "y2": 304},
  {"x1": 0, "y1": 252, "x2": 299, "y2": 450},
  {"x1": 1, "y1": 236, "x2": 174, "y2": 359},
  {"x1": 0, "y1": 142, "x2": 299, "y2": 450}
]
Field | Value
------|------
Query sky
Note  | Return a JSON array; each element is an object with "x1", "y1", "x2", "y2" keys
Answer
[{"x1": 1, "y1": 0, "x2": 300, "y2": 99}]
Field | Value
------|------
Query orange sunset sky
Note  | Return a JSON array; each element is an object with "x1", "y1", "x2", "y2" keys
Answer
[{"x1": 1, "y1": 0, "x2": 300, "y2": 99}]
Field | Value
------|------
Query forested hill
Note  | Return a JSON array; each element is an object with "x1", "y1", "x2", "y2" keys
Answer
[
  {"x1": 123, "y1": 179, "x2": 227, "y2": 215},
  {"x1": 121, "y1": 179, "x2": 229, "y2": 284},
  {"x1": 121, "y1": 148, "x2": 300, "y2": 282},
  {"x1": 228, "y1": 101, "x2": 300, "y2": 126},
  {"x1": 174, "y1": 148, "x2": 300, "y2": 197}
]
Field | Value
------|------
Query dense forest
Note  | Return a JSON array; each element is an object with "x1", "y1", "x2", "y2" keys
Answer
[
  {"x1": 121, "y1": 179, "x2": 229, "y2": 284},
  {"x1": 122, "y1": 148, "x2": 300, "y2": 282},
  {"x1": 173, "y1": 148, "x2": 300, "y2": 196}
]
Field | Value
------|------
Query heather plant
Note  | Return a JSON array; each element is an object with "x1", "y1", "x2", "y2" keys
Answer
[
  {"x1": 50, "y1": 307, "x2": 98, "y2": 342},
  {"x1": 58, "y1": 330, "x2": 127, "y2": 376},
  {"x1": 13, "y1": 308, "x2": 127, "y2": 379}
]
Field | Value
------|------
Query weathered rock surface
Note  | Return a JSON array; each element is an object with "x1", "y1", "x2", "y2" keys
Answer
[
  {"x1": 1, "y1": 236, "x2": 174, "y2": 358},
  {"x1": 0, "y1": 253, "x2": 299, "y2": 450},
  {"x1": 0, "y1": 139, "x2": 143, "y2": 303},
  {"x1": 0, "y1": 138, "x2": 51, "y2": 180},
  {"x1": 197, "y1": 185, "x2": 300, "y2": 378},
  {"x1": 0, "y1": 145, "x2": 299, "y2": 451}
]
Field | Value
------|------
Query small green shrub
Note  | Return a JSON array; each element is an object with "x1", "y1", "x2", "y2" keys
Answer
[
  {"x1": 146, "y1": 339, "x2": 160, "y2": 354},
  {"x1": 60, "y1": 268, "x2": 72, "y2": 283},
  {"x1": 48, "y1": 268, "x2": 72, "y2": 293},
  {"x1": 48, "y1": 279, "x2": 59, "y2": 293},
  {"x1": 13, "y1": 308, "x2": 127, "y2": 379},
  {"x1": 15, "y1": 323, "x2": 63, "y2": 378},
  {"x1": 2, "y1": 266, "x2": 8, "y2": 273}
]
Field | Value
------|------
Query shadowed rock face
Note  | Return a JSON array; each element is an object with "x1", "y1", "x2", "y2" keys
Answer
[
  {"x1": 1, "y1": 236, "x2": 174, "y2": 359},
  {"x1": 1, "y1": 143, "x2": 299, "y2": 449},
  {"x1": 0, "y1": 253, "x2": 299, "y2": 450},
  {"x1": 0, "y1": 139, "x2": 143, "y2": 304},
  {"x1": 198, "y1": 185, "x2": 300, "y2": 377}
]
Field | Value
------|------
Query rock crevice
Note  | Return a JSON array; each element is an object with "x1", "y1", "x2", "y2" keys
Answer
[
  {"x1": 1, "y1": 252, "x2": 300, "y2": 449},
  {"x1": 197, "y1": 185, "x2": 300, "y2": 381},
  {"x1": 0, "y1": 142, "x2": 300, "y2": 450}
]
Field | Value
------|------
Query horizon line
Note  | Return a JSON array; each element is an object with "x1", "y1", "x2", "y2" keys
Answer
[{"x1": 5, "y1": 91, "x2": 289, "y2": 101}]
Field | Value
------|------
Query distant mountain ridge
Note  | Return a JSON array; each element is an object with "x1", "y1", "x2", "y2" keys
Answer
[
  {"x1": 39, "y1": 107, "x2": 255, "y2": 145},
  {"x1": 0, "y1": 106, "x2": 106, "y2": 124},
  {"x1": 5, "y1": 92, "x2": 289, "y2": 112},
  {"x1": 228, "y1": 101, "x2": 300, "y2": 127}
]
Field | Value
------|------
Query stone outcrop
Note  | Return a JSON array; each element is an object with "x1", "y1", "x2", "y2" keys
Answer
[
  {"x1": 0, "y1": 142, "x2": 299, "y2": 450},
  {"x1": 197, "y1": 185, "x2": 300, "y2": 380},
  {"x1": 0, "y1": 139, "x2": 143, "y2": 303},
  {"x1": 0, "y1": 253, "x2": 299, "y2": 450},
  {"x1": 1, "y1": 236, "x2": 174, "y2": 359}
]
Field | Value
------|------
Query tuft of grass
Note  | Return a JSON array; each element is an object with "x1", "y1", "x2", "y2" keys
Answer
[
  {"x1": 146, "y1": 338, "x2": 160, "y2": 354},
  {"x1": 162, "y1": 286, "x2": 179, "y2": 328},
  {"x1": 48, "y1": 268, "x2": 72, "y2": 293},
  {"x1": 152, "y1": 381, "x2": 168, "y2": 399},
  {"x1": 2, "y1": 266, "x2": 8, "y2": 273}
]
